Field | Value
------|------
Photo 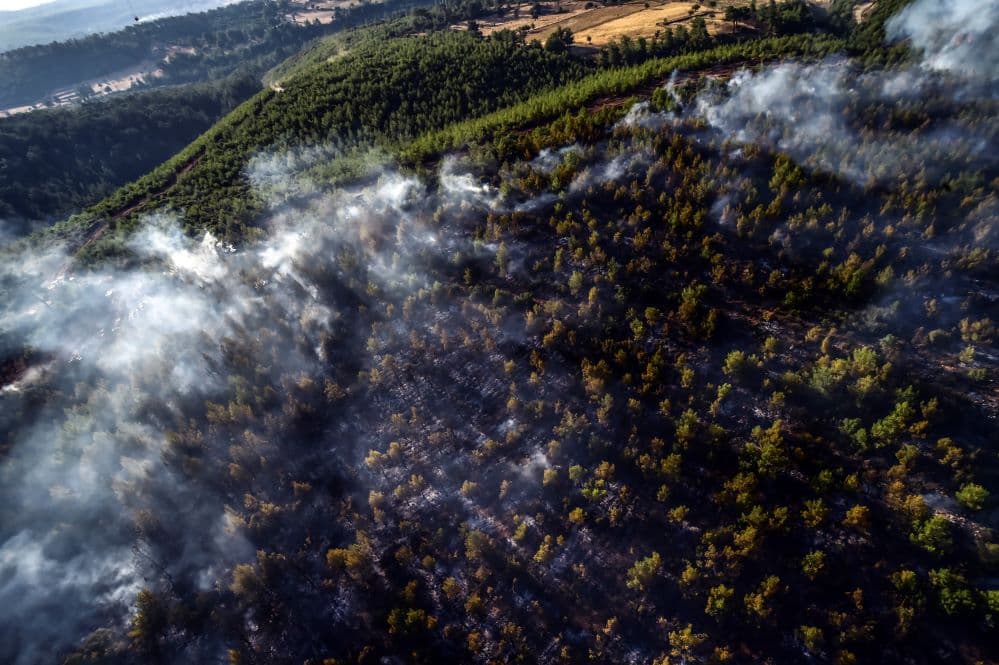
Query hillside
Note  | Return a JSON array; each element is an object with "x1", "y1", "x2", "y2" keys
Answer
[
  {"x1": 0, "y1": 0, "x2": 834, "y2": 231},
  {"x1": 0, "y1": 0, "x2": 452, "y2": 116},
  {"x1": 0, "y1": 1, "x2": 298, "y2": 110},
  {"x1": 0, "y1": 0, "x2": 996, "y2": 663},
  {"x1": 0, "y1": 72, "x2": 259, "y2": 227},
  {"x1": 55, "y1": 32, "x2": 840, "y2": 259},
  {"x1": 0, "y1": 0, "x2": 441, "y2": 228}
]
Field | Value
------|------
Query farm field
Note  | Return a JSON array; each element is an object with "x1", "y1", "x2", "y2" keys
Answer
[
  {"x1": 476, "y1": 0, "x2": 755, "y2": 49},
  {"x1": 472, "y1": 0, "x2": 595, "y2": 37},
  {"x1": 287, "y1": 0, "x2": 390, "y2": 24},
  {"x1": 539, "y1": 1, "x2": 728, "y2": 46}
]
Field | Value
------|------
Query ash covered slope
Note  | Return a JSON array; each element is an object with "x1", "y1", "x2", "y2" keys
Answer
[{"x1": 1, "y1": 0, "x2": 997, "y2": 663}]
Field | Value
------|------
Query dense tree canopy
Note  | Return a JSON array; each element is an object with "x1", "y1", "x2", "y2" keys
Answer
[
  {"x1": 1, "y1": 1, "x2": 996, "y2": 663},
  {"x1": 0, "y1": 74, "x2": 258, "y2": 224}
]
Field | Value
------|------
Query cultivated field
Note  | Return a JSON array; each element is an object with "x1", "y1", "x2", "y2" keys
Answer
[
  {"x1": 476, "y1": 0, "x2": 752, "y2": 49},
  {"x1": 474, "y1": 0, "x2": 595, "y2": 37},
  {"x1": 287, "y1": 0, "x2": 388, "y2": 25}
]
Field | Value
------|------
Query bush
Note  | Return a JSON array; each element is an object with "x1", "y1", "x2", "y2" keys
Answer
[
  {"x1": 910, "y1": 515, "x2": 952, "y2": 556},
  {"x1": 955, "y1": 483, "x2": 988, "y2": 511}
]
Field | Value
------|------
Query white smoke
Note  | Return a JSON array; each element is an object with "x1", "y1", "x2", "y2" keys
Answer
[
  {"x1": 529, "y1": 144, "x2": 581, "y2": 174},
  {"x1": 687, "y1": 0, "x2": 999, "y2": 186},
  {"x1": 570, "y1": 148, "x2": 651, "y2": 193},
  {"x1": 0, "y1": 147, "x2": 538, "y2": 662},
  {"x1": 1, "y1": 1, "x2": 995, "y2": 660},
  {"x1": 886, "y1": 0, "x2": 999, "y2": 82},
  {"x1": 439, "y1": 155, "x2": 502, "y2": 209},
  {"x1": 616, "y1": 101, "x2": 672, "y2": 131}
]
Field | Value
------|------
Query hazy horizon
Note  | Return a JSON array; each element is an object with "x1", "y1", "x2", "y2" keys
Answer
[
  {"x1": 0, "y1": 0, "x2": 58, "y2": 12},
  {"x1": 0, "y1": 0, "x2": 249, "y2": 51}
]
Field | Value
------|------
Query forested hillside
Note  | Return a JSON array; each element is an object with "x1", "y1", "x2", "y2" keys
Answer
[
  {"x1": 0, "y1": 0, "x2": 441, "y2": 228},
  {"x1": 0, "y1": 0, "x2": 245, "y2": 52},
  {"x1": 58, "y1": 30, "x2": 840, "y2": 258},
  {"x1": 0, "y1": 0, "x2": 996, "y2": 664},
  {"x1": 0, "y1": 0, "x2": 437, "y2": 110},
  {"x1": 0, "y1": 1, "x2": 293, "y2": 108},
  {"x1": 0, "y1": 73, "x2": 259, "y2": 224},
  {"x1": 58, "y1": 28, "x2": 591, "y2": 250},
  {"x1": 0, "y1": 0, "x2": 833, "y2": 230}
]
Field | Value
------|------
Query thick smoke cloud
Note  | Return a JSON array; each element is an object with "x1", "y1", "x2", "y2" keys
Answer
[
  {"x1": 691, "y1": 62, "x2": 994, "y2": 187},
  {"x1": 0, "y1": 155, "x2": 512, "y2": 663},
  {"x1": 688, "y1": 0, "x2": 998, "y2": 186},
  {"x1": 886, "y1": 0, "x2": 999, "y2": 82},
  {"x1": 0, "y1": 226, "x2": 248, "y2": 664}
]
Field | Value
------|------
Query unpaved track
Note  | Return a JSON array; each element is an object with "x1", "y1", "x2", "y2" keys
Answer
[{"x1": 66, "y1": 151, "x2": 204, "y2": 261}]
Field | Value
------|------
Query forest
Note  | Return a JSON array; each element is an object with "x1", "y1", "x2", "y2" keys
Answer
[
  {"x1": 0, "y1": 0, "x2": 449, "y2": 227},
  {"x1": 1, "y1": 0, "x2": 287, "y2": 108},
  {"x1": 0, "y1": 0, "x2": 435, "y2": 109},
  {"x1": 56, "y1": 27, "x2": 591, "y2": 250},
  {"x1": 0, "y1": 0, "x2": 841, "y2": 230},
  {"x1": 0, "y1": 0, "x2": 996, "y2": 663},
  {"x1": 55, "y1": 18, "x2": 842, "y2": 257},
  {"x1": 0, "y1": 73, "x2": 259, "y2": 225}
]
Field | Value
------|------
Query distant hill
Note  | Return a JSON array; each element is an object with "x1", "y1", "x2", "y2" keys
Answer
[{"x1": 0, "y1": 0, "x2": 248, "y2": 52}]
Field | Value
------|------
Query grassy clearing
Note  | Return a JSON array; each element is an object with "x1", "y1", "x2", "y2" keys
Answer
[
  {"x1": 533, "y1": 1, "x2": 654, "y2": 40},
  {"x1": 564, "y1": 3, "x2": 718, "y2": 47}
]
